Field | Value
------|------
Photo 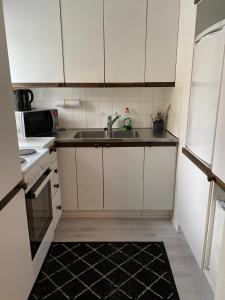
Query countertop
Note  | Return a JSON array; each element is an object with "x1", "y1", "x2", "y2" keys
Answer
[
  {"x1": 54, "y1": 128, "x2": 178, "y2": 147},
  {"x1": 18, "y1": 137, "x2": 55, "y2": 149}
]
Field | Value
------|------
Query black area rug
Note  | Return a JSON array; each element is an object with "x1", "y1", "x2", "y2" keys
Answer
[{"x1": 29, "y1": 242, "x2": 180, "y2": 300}]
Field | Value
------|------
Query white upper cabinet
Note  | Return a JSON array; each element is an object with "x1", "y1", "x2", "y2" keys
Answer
[
  {"x1": 104, "y1": 0, "x2": 147, "y2": 82},
  {"x1": 76, "y1": 148, "x2": 103, "y2": 210},
  {"x1": 61, "y1": 0, "x2": 104, "y2": 83},
  {"x1": 145, "y1": 0, "x2": 180, "y2": 82},
  {"x1": 3, "y1": 0, "x2": 64, "y2": 83}
]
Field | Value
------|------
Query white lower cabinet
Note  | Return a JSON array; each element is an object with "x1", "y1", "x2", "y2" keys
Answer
[
  {"x1": 0, "y1": 190, "x2": 34, "y2": 300},
  {"x1": 57, "y1": 148, "x2": 78, "y2": 210},
  {"x1": 103, "y1": 147, "x2": 144, "y2": 210},
  {"x1": 179, "y1": 156, "x2": 211, "y2": 267},
  {"x1": 144, "y1": 146, "x2": 177, "y2": 210},
  {"x1": 76, "y1": 147, "x2": 103, "y2": 210}
]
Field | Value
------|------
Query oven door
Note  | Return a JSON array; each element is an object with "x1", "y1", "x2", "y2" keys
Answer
[
  {"x1": 25, "y1": 169, "x2": 53, "y2": 259},
  {"x1": 24, "y1": 110, "x2": 54, "y2": 137}
]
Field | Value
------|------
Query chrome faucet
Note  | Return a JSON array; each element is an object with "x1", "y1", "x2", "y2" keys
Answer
[{"x1": 106, "y1": 115, "x2": 121, "y2": 136}]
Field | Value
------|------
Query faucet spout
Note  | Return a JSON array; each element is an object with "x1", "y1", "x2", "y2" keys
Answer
[{"x1": 106, "y1": 115, "x2": 121, "y2": 136}]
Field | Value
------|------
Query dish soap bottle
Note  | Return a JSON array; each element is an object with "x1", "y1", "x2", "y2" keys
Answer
[{"x1": 120, "y1": 107, "x2": 132, "y2": 131}]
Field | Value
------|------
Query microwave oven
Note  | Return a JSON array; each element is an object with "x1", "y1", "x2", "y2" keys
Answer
[{"x1": 15, "y1": 109, "x2": 59, "y2": 139}]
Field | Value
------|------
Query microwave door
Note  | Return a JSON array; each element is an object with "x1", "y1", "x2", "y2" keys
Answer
[{"x1": 24, "y1": 111, "x2": 54, "y2": 137}]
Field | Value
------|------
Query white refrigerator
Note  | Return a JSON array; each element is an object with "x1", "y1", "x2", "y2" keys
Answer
[
  {"x1": 186, "y1": 22, "x2": 225, "y2": 166},
  {"x1": 0, "y1": 1, "x2": 34, "y2": 299}
]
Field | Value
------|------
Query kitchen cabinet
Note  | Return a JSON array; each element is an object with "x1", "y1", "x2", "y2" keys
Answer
[
  {"x1": 144, "y1": 147, "x2": 177, "y2": 210},
  {"x1": 179, "y1": 155, "x2": 211, "y2": 267},
  {"x1": 104, "y1": 0, "x2": 146, "y2": 82},
  {"x1": 76, "y1": 148, "x2": 103, "y2": 210},
  {"x1": 103, "y1": 147, "x2": 144, "y2": 210},
  {"x1": 3, "y1": 0, "x2": 63, "y2": 83},
  {"x1": 145, "y1": 0, "x2": 180, "y2": 82},
  {"x1": 61, "y1": 0, "x2": 104, "y2": 83},
  {"x1": 0, "y1": 190, "x2": 34, "y2": 300},
  {"x1": 213, "y1": 53, "x2": 225, "y2": 182},
  {"x1": 57, "y1": 148, "x2": 78, "y2": 210}
]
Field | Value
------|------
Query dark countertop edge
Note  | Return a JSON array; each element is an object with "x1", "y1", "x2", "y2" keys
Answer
[
  {"x1": 182, "y1": 147, "x2": 225, "y2": 193},
  {"x1": 55, "y1": 141, "x2": 178, "y2": 147}
]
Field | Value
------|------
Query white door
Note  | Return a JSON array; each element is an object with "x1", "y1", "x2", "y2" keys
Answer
[
  {"x1": 145, "y1": 0, "x2": 180, "y2": 82},
  {"x1": 76, "y1": 148, "x2": 103, "y2": 210},
  {"x1": 104, "y1": 0, "x2": 146, "y2": 82},
  {"x1": 57, "y1": 148, "x2": 78, "y2": 210},
  {"x1": 103, "y1": 147, "x2": 144, "y2": 210},
  {"x1": 144, "y1": 147, "x2": 177, "y2": 210},
  {"x1": 0, "y1": 190, "x2": 34, "y2": 300},
  {"x1": 3, "y1": 0, "x2": 63, "y2": 83},
  {"x1": 0, "y1": 1, "x2": 22, "y2": 200},
  {"x1": 61, "y1": 0, "x2": 104, "y2": 82},
  {"x1": 213, "y1": 49, "x2": 225, "y2": 181},
  {"x1": 186, "y1": 27, "x2": 225, "y2": 166},
  {"x1": 179, "y1": 155, "x2": 211, "y2": 267}
]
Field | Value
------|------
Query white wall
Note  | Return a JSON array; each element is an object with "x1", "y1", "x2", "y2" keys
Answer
[
  {"x1": 172, "y1": 0, "x2": 197, "y2": 228},
  {"x1": 32, "y1": 87, "x2": 181, "y2": 132}
]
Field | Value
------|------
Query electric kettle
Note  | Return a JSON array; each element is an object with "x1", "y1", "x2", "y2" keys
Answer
[{"x1": 14, "y1": 89, "x2": 34, "y2": 111}]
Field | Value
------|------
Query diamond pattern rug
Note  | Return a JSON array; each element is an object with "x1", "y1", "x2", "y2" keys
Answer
[{"x1": 28, "y1": 242, "x2": 180, "y2": 299}]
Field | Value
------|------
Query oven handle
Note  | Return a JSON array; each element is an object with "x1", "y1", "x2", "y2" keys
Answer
[{"x1": 27, "y1": 169, "x2": 53, "y2": 199}]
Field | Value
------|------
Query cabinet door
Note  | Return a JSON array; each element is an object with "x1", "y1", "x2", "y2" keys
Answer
[
  {"x1": 179, "y1": 156, "x2": 211, "y2": 267},
  {"x1": 0, "y1": 190, "x2": 34, "y2": 300},
  {"x1": 3, "y1": 0, "x2": 63, "y2": 83},
  {"x1": 61, "y1": 0, "x2": 104, "y2": 82},
  {"x1": 103, "y1": 147, "x2": 144, "y2": 210},
  {"x1": 145, "y1": 0, "x2": 179, "y2": 82},
  {"x1": 104, "y1": 0, "x2": 146, "y2": 82},
  {"x1": 144, "y1": 147, "x2": 177, "y2": 210},
  {"x1": 76, "y1": 148, "x2": 103, "y2": 210},
  {"x1": 57, "y1": 148, "x2": 78, "y2": 210},
  {"x1": 213, "y1": 54, "x2": 225, "y2": 182}
]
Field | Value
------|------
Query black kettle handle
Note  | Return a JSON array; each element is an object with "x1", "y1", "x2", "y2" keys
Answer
[{"x1": 27, "y1": 89, "x2": 34, "y2": 104}]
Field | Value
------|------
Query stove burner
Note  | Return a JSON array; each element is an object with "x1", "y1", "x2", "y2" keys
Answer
[
  {"x1": 20, "y1": 157, "x2": 26, "y2": 164},
  {"x1": 19, "y1": 149, "x2": 37, "y2": 156}
]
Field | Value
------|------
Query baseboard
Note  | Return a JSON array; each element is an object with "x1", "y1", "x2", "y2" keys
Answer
[{"x1": 62, "y1": 210, "x2": 172, "y2": 218}]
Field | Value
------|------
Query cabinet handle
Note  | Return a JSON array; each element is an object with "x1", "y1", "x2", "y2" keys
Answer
[
  {"x1": 94, "y1": 144, "x2": 99, "y2": 148},
  {"x1": 56, "y1": 205, "x2": 62, "y2": 210},
  {"x1": 105, "y1": 143, "x2": 110, "y2": 148},
  {"x1": 54, "y1": 184, "x2": 59, "y2": 189},
  {"x1": 54, "y1": 169, "x2": 58, "y2": 174}
]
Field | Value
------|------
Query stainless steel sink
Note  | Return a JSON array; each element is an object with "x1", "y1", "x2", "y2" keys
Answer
[
  {"x1": 73, "y1": 130, "x2": 106, "y2": 139},
  {"x1": 111, "y1": 130, "x2": 139, "y2": 139},
  {"x1": 73, "y1": 129, "x2": 139, "y2": 139}
]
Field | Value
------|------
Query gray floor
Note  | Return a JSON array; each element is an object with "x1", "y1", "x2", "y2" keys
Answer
[{"x1": 54, "y1": 217, "x2": 214, "y2": 300}]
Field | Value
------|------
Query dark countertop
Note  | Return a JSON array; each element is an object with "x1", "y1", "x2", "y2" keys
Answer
[{"x1": 55, "y1": 128, "x2": 179, "y2": 147}]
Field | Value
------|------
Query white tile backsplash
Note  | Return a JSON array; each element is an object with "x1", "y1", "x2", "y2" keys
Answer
[{"x1": 31, "y1": 87, "x2": 181, "y2": 134}]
